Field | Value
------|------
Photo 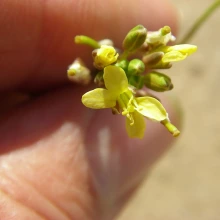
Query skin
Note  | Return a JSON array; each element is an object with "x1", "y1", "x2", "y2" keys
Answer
[{"x1": 0, "y1": 0, "x2": 179, "y2": 219}]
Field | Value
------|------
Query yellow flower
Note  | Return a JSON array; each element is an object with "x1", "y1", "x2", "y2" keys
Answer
[
  {"x1": 82, "y1": 65, "x2": 169, "y2": 138},
  {"x1": 93, "y1": 45, "x2": 119, "y2": 69},
  {"x1": 159, "y1": 44, "x2": 197, "y2": 63}
]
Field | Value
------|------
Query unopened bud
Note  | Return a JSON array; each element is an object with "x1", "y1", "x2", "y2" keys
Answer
[
  {"x1": 144, "y1": 72, "x2": 173, "y2": 92},
  {"x1": 128, "y1": 75, "x2": 144, "y2": 89},
  {"x1": 128, "y1": 59, "x2": 145, "y2": 75},
  {"x1": 75, "y1": 35, "x2": 100, "y2": 49},
  {"x1": 115, "y1": 59, "x2": 129, "y2": 71},
  {"x1": 67, "y1": 58, "x2": 91, "y2": 85},
  {"x1": 123, "y1": 25, "x2": 147, "y2": 53},
  {"x1": 142, "y1": 52, "x2": 164, "y2": 66}
]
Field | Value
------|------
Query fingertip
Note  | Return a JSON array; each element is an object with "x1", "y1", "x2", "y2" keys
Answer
[
  {"x1": 0, "y1": 0, "x2": 179, "y2": 91},
  {"x1": 74, "y1": 0, "x2": 179, "y2": 44}
]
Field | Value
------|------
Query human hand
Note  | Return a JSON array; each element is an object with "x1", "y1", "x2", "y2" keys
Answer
[{"x1": 0, "y1": 0, "x2": 178, "y2": 219}]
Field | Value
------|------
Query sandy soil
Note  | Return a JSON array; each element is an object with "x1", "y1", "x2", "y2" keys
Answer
[{"x1": 117, "y1": 0, "x2": 220, "y2": 219}]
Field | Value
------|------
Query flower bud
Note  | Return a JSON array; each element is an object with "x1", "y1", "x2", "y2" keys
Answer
[
  {"x1": 75, "y1": 35, "x2": 100, "y2": 49},
  {"x1": 142, "y1": 52, "x2": 164, "y2": 66},
  {"x1": 128, "y1": 59, "x2": 145, "y2": 75},
  {"x1": 67, "y1": 58, "x2": 91, "y2": 85},
  {"x1": 144, "y1": 72, "x2": 173, "y2": 92},
  {"x1": 123, "y1": 25, "x2": 147, "y2": 52},
  {"x1": 115, "y1": 59, "x2": 129, "y2": 71},
  {"x1": 128, "y1": 75, "x2": 144, "y2": 89},
  {"x1": 92, "y1": 45, "x2": 119, "y2": 70}
]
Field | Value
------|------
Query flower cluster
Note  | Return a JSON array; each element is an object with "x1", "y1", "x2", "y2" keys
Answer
[{"x1": 68, "y1": 25, "x2": 197, "y2": 138}]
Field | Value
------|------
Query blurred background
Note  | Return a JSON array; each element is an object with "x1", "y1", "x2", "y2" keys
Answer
[{"x1": 117, "y1": 0, "x2": 220, "y2": 219}]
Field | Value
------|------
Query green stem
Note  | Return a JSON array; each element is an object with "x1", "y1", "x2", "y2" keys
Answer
[
  {"x1": 75, "y1": 35, "x2": 100, "y2": 49},
  {"x1": 119, "y1": 51, "x2": 129, "y2": 60},
  {"x1": 178, "y1": 0, "x2": 220, "y2": 44}
]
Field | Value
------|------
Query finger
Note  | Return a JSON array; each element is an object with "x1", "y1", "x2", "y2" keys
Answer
[
  {"x1": 0, "y1": 0, "x2": 178, "y2": 91},
  {"x1": 0, "y1": 87, "x2": 178, "y2": 219}
]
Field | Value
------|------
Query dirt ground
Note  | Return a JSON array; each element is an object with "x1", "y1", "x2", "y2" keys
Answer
[{"x1": 117, "y1": 0, "x2": 220, "y2": 219}]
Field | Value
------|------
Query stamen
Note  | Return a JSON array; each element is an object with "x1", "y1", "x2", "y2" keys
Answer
[{"x1": 117, "y1": 91, "x2": 136, "y2": 124}]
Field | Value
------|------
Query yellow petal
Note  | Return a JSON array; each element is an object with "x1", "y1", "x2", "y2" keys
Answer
[
  {"x1": 82, "y1": 88, "x2": 116, "y2": 109},
  {"x1": 162, "y1": 51, "x2": 187, "y2": 62},
  {"x1": 168, "y1": 44, "x2": 197, "y2": 55},
  {"x1": 136, "y1": 97, "x2": 167, "y2": 121},
  {"x1": 103, "y1": 66, "x2": 128, "y2": 94},
  {"x1": 126, "y1": 111, "x2": 146, "y2": 139}
]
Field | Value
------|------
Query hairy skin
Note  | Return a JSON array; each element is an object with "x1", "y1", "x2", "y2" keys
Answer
[{"x1": 0, "y1": 0, "x2": 178, "y2": 219}]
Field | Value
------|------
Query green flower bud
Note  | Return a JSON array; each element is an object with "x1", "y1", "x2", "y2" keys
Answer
[
  {"x1": 128, "y1": 59, "x2": 145, "y2": 75},
  {"x1": 75, "y1": 35, "x2": 100, "y2": 49},
  {"x1": 142, "y1": 52, "x2": 164, "y2": 66},
  {"x1": 123, "y1": 25, "x2": 147, "y2": 53},
  {"x1": 144, "y1": 72, "x2": 173, "y2": 92},
  {"x1": 115, "y1": 59, "x2": 129, "y2": 71},
  {"x1": 128, "y1": 75, "x2": 144, "y2": 89}
]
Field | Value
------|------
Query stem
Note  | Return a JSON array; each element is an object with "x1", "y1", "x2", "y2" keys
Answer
[
  {"x1": 178, "y1": 0, "x2": 220, "y2": 44},
  {"x1": 119, "y1": 51, "x2": 129, "y2": 60},
  {"x1": 75, "y1": 35, "x2": 100, "y2": 49}
]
